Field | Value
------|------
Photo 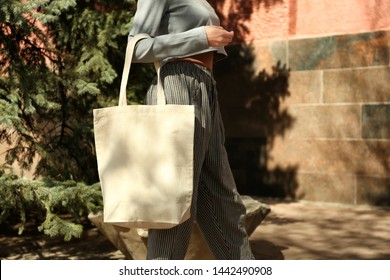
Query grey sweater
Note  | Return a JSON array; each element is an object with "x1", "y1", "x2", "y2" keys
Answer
[{"x1": 129, "y1": 0, "x2": 227, "y2": 63}]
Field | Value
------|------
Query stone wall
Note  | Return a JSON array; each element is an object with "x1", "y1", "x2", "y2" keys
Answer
[
  {"x1": 0, "y1": 140, "x2": 37, "y2": 178},
  {"x1": 214, "y1": 29, "x2": 390, "y2": 207},
  {"x1": 281, "y1": 30, "x2": 390, "y2": 206},
  {"x1": 210, "y1": 0, "x2": 390, "y2": 206}
]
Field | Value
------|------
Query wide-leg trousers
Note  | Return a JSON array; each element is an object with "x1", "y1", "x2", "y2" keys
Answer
[{"x1": 145, "y1": 61, "x2": 254, "y2": 260}]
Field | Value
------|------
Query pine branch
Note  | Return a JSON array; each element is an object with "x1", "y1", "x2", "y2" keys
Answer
[
  {"x1": 1, "y1": 0, "x2": 146, "y2": 183},
  {"x1": 0, "y1": 171, "x2": 102, "y2": 241}
]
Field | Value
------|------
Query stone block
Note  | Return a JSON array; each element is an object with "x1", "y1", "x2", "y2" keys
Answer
[
  {"x1": 323, "y1": 67, "x2": 390, "y2": 103},
  {"x1": 220, "y1": 106, "x2": 269, "y2": 138},
  {"x1": 225, "y1": 138, "x2": 299, "y2": 198},
  {"x1": 252, "y1": 40, "x2": 288, "y2": 74},
  {"x1": 289, "y1": 30, "x2": 390, "y2": 71},
  {"x1": 288, "y1": 71, "x2": 322, "y2": 105},
  {"x1": 296, "y1": 172, "x2": 356, "y2": 204},
  {"x1": 362, "y1": 104, "x2": 390, "y2": 139},
  {"x1": 225, "y1": 138, "x2": 267, "y2": 194},
  {"x1": 356, "y1": 176, "x2": 390, "y2": 207},
  {"x1": 88, "y1": 196, "x2": 271, "y2": 260},
  {"x1": 288, "y1": 104, "x2": 361, "y2": 139},
  {"x1": 269, "y1": 137, "x2": 390, "y2": 177},
  {"x1": 215, "y1": 44, "x2": 291, "y2": 138}
]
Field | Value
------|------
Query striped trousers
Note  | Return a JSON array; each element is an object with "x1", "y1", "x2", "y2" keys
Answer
[{"x1": 145, "y1": 61, "x2": 254, "y2": 260}]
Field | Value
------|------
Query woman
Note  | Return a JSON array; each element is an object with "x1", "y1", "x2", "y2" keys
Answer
[{"x1": 129, "y1": 0, "x2": 254, "y2": 260}]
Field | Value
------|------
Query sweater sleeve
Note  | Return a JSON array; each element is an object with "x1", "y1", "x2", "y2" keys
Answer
[{"x1": 128, "y1": 0, "x2": 210, "y2": 63}]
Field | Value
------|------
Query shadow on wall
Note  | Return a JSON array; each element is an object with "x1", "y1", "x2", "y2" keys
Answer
[
  {"x1": 214, "y1": 45, "x2": 298, "y2": 198},
  {"x1": 209, "y1": 0, "x2": 284, "y2": 43},
  {"x1": 210, "y1": 0, "x2": 299, "y2": 198}
]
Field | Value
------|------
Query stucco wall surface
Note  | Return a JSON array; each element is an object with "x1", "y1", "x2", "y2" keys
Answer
[
  {"x1": 293, "y1": 0, "x2": 390, "y2": 38},
  {"x1": 217, "y1": 0, "x2": 390, "y2": 42}
]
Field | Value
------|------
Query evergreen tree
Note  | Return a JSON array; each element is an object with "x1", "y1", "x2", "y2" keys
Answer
[
  {"x1": 0, "y1": 0, "x2": 154, "y2": 183},
  {"x1": 0, "y1": 168, "x2": 102, "y2": 240},
  {"x1": 0, "y1": 0, "x2": 155, "y2": 238}
]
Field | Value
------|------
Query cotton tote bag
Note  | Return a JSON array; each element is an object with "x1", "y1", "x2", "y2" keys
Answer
[{"x1": 93, "y1": 34, "x2": 195, "y2": 229}]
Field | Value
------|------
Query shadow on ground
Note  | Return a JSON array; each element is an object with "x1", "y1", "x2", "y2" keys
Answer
[
  {"x1": 250, "y1": 199, "x2": 390, "y2": 260},
  {"x1": 2, "y1": 199, "x2": 389, "y2": 260},
  {"x1": 0, "y1": 228, "x2": 123, "y2": 260}
]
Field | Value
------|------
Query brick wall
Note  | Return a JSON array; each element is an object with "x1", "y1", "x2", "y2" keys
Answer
[{"x1": 214, "y1": 30, "x2": 390, "y2": 207}]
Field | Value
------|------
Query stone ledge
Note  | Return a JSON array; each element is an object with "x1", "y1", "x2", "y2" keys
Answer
[{"x1": 88, "y1": 196, "x2": 271, "y2": 260}]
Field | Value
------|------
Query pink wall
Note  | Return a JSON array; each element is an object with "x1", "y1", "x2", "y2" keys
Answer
[
  {"x1": 293, "y1": 0, "x2": 390, "y2": 38},
  {"x1": 216, "y1": 0, "x2": 390, "y2": 42}
]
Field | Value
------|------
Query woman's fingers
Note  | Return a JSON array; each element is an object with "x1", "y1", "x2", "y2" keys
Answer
[{"x1": 205, "y1": 26, "x2": 234, "y2": 47}]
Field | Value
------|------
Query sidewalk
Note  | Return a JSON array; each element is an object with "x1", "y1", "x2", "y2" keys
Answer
[
  {"x1": 250, "y1": 199, "x2": 390, "y2": 260},
  {"x1": 1, "y1": 199, "x2": 389, "y2": 260}
]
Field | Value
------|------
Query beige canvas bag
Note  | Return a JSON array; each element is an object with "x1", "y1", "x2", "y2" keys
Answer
[{"x1": 93, "y1": 34, "x2": 195, "y2": 229}]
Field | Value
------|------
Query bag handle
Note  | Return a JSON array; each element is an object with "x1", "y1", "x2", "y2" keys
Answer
[{"x1": 119, "y1": 34, "x2": 165, "y2": 106}]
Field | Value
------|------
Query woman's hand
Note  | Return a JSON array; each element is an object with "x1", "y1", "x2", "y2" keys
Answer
[{"x1": 205, "y1": 26, "x2": 234, "y2": 47}]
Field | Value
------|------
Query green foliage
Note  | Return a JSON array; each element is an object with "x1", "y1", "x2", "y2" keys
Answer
[
  {"x1": 0, "y1": 170, "x2": 102, "y2": 241},
  {"x1": 0, "y1": 0, "x2": 154, "y2": 183},
  {"x1": 0, "y1": 0, "x2": 156, "y2": 239}
]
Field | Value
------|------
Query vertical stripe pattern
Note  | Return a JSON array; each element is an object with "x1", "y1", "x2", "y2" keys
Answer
[{"x1": 145, "y1": 61, "x2": 254, "y2": 260}]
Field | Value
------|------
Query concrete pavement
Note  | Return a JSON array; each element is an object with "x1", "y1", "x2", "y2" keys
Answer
[
  {"x1": 249, "y1": 198, "x2": 390, "y2": 260},
  {"x1": 1, "y1": 198, "x2": 389, "y2": 260}
]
